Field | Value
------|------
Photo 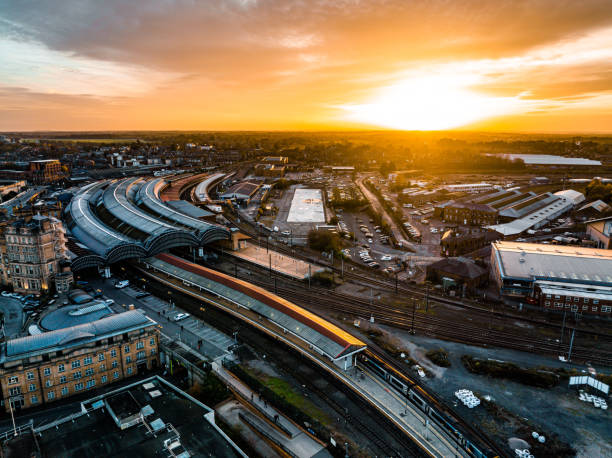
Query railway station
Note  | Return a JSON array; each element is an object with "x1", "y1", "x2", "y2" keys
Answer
[
  {"x1": 142, "y1": 253, "x2": 366, "y2": 370},
  {"x1": 64, "y1": 176, "x2": 232, "y2": 271}
]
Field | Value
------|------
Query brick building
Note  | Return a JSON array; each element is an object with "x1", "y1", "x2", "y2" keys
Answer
[
  {"x1": 534, "y1": 281, "x2": 611, "y2": 316},
  {"x1": 440, "y1": 229, "x2": 499, "y2": 257},
  {"x1": 29, "y1": 159, "x2": 63, "y2": 184},
  {"x1": 0, "y1": 311, "x2": 159, "y2": 412},
  {"x1": 436, "y1": 201, "x2": 497, "y2": 226}
]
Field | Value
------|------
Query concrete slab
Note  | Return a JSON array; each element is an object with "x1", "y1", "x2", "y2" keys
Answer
[{"x1": 230, "y1": 242, "x2": 322, "y2": 279}]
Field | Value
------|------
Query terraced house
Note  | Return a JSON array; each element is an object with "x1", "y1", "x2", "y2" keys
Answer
[{"x1": 0, "y1": 311, "x2": 159, "y2": 413}]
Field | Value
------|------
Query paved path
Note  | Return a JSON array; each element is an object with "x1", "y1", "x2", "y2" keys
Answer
[{"x1": 229, "y1": 242, "x2": 321, "y2": 279}]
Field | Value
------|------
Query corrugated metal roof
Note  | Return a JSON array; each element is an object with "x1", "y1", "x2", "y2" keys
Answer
[{"x1": 4, "y1": 311, "x2": 155, "y2": 361}]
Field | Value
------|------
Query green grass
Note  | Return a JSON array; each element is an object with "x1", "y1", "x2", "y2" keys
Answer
[{"x1": 262, "y1": 376, "x2": 332, "y2": 424}]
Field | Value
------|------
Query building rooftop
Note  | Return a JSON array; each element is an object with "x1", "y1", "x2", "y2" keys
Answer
[
  {"x1": 492, "y1": 241, "x2": 612, "y2": 284},
  {"x1": 9, "y1": 376, "x2": 244, "y2": 458},
  {"x1": 578, "y1": 200, "x2": 611, "y2": 214},
  {"x1": 428, "y1": 257, "x2": 487, "y2": 279},
  {"x1": 221, "y1": 181, "x2": 260, "y2": 198},
  {"x1": 2, "y1": 310, "x2": 156, "y2": 362},
  {"x1": 536, "y1": 280, "x2": 612, "y2": 301},
  {"x1": 149, "y1": 254, "x2": 365, "y2": 360},
  {"x1": 39, "y1": 301, "x2": 114, "y2": 331}
]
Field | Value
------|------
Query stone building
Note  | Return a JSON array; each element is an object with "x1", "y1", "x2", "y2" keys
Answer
[
  {"x1": 1, "y1": 215, "x2": 69, "y2": 294},
  {"x1": 0, "y1": 311, "x2": 159, "y2": 413},
  {"x1": 29, "y1": 159, "x2": 63, "y2": 184}
]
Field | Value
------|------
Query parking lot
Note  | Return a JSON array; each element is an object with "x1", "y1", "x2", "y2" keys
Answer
[{"x1": 338, "y1": 211, "x2": 407, "y2": 274}]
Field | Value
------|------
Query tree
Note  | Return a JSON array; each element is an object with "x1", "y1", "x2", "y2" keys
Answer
[{"x1": 308, "y1": 230, "x2": 342, "y2": 255}]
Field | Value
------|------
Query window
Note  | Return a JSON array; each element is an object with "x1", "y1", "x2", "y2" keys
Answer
[
  {"x1": 31, "y1": 395, "x2": 38, "y2": 404},
  {"x1": 71, "y1": 360, "x2": 81, "y2": 369},
  {"x1": 27, "y1": 372, "x2": 34, "y2": 380},
  {"x1": 113, "y1": 371, "x2": 119, "y2": 379},
  {"x1": 127, "y1": 367, "x2": 132, "y2": 375},
  {"x1": 61, "y1": 387, "x2": 69, "y2": 396},
  {"x1": 110, "y1": 349, "x2": 117, "y2": 358},
  {"x1": 592, "y1": 306, "x2": 598, "y2": 312},
  {"x1": 583, "y1": 305, "x2": 588, "y2": 310},
  {"x1": 47, "y1": 391, "x2": 55, "y2": 400},
  {"x1": 593, "y1": 300, "x2": 599, "y2": 305},
  {"x1": 98, "y1": 354, "x2": 105, "y2": 362},
  {"x1": 59, "y1": 376, "x2": 66, "y2": 384},
  {"x1": 124, "y1": 345, "x2": 130, "y2": 353},
  {"x1": 602, "y1": 306, "x2": 611, "y2": 313},
  {"x1": 85, "y1": 368, "x2": 94, "y2": 376},
  {"x1": 574, "y1": 297, "x2": 579, "y2": 302},
  {"x1": 29, "y1": 384, "x2": 36, "y2": 392},
  {"x1": 8, "y1": 376, "x2": 18, "y2": 385},
  {"x1": 136, "y1": 341, "x2": 144, "y2": 350},
  {"x1": 545, "y1": 294, "x2": 551, "y2": 299},
  {"x1": 149, "y1": 338, "x2": 155, "y2": 346},
  {"x1": 112, "y1": 361, "x2": 118, "y2": 368},
  {"x1": 584, "y1": 298, "x2": 590, "y2": 304},
  {"x1": 564, "y1": 304, "x2": 570, "y2": 308},
  {"x1": 74, "y1": 383, "x2": 83, "y2": 391},
  {"x1": 544, "y1": 301, "x2": 551, "y2": 306},
  {"x1": 86, "y1": 380, "x2": 96, "y2": 389},
  {"x1": 100, "y1": 364, "x2": 106, "y2": 371},
  {"x1": 9, "y1": 387, "x2": 21, "y2": 396},
  {"x1": 126, "y1": 356, "x2": 132, "y2": 364},
  {"x1": 58, "y1": 364, "x2": 65, "y2": 373},
  {"x1": 43, "y1": 368, "x2": 51, "y2": 376},
  {"x1": 45, "y1": 380, "x2": 52, "y2": 388},
  {"x1": 73, "y1": 371, "x2": 82, "y2": 380},
  {"x1": 83, "y1": 356, "x2": 92, "y2": 365},
  {"x1": 101, "y1": 375, "x2": 108, "y2": 383},
  {"x1": 554, "y1": 295, "x2": 560, "y2": 300},
  {"x1": 150, "y1": 348, "x2": 156, "y2": 356},
  {"x1": 137, "y1": 351, "x2": 145, "y2": 360}
]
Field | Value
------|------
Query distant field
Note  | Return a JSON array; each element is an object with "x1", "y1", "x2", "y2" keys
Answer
[{"x1": 24, "y1": 138, "x2": 142, "y2": 143}]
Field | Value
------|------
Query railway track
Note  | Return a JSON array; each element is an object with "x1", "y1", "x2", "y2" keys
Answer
[
  {"x1": 219, "y1": 220, "x2": 609, "y2": 338},
  {"x1": 204, "y1": 254, "x2": 612, "y2": 366}
]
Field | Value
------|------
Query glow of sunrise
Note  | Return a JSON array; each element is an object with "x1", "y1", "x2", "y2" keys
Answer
[{"x1": 339, "y1": 75, "x2": 526, "y2": 131}]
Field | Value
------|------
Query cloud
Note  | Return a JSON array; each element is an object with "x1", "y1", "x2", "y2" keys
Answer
[{"x1": 1, "y1": 0, "x2": 611, "y2": 131}]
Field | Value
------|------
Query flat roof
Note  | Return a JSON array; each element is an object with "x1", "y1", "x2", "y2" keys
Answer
[
  {"x1": 31, "y1": 376, "x2": 244, "y2": 457},
  {"x1": 149, "y1": 254, "x2": 365, "y2": 360},
  {"x1": 287, "y1": 188, "x2": 325, "y2": 223},
  {"x1": 501, "y1": 154, "x2": 602, "y2": 166},
  {"x1": 492, "y1": 241, "x2": 612, "y2": 284}
]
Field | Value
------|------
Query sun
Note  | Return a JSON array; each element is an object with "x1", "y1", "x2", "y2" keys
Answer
[{"x1": 339, "y1": 75, "x2": 524, "y2": 130}]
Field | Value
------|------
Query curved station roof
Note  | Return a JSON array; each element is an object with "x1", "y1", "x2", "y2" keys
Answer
[
  {"x1": 65, "y1": 176, "x2": 230, "y2": 270},
  {"x1": 147, "y1": 253, "x2": 366, "y2": 361}
]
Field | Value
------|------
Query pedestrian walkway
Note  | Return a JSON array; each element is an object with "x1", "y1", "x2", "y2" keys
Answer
[{"x1": 214, "y1": 362, "x2": 331, "y2": 458}]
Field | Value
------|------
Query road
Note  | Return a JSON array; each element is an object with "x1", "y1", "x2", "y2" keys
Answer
[
  {"x1": 0, "y1": 297, "x2": 24, "y2": 338},
  {"x1": 355, "y1": 175, "x2": 409, "y2": 247}
]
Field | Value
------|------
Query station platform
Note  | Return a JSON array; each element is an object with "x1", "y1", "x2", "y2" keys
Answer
[{"x1": 229, "y1": 242, "x2": 322, "y2": 280}]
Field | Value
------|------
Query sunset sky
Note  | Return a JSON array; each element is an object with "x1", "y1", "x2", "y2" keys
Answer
[{"x1": 1, "y1": 0, "x2": 611, "y2": 132}]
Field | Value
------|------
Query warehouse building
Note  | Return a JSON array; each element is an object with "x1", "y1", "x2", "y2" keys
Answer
[
  {"x1": 490, "y1": 241, "x2": 612, "y2": 309},
  {"x1": 487, "y1": 190, "x2": 584, "y2": 236}
]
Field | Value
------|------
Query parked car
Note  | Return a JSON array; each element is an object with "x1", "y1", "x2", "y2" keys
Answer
[
  {"x1": 173, "y1": 313, "x2": 190, "y2": 322},
  {"x1": 105, "y1": 299, "x2": 115, "y2": 305},
  {"x1": 380, "y1": 255, "x2": 393, "y2": 261},
  {"x1": 114, "y1": 280, "x2": 129, "y2": 289}
]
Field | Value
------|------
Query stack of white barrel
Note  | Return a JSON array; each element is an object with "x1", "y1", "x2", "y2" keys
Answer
[{"x1": 454, "y1": 389, "x2": 480, "y2": 408}]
